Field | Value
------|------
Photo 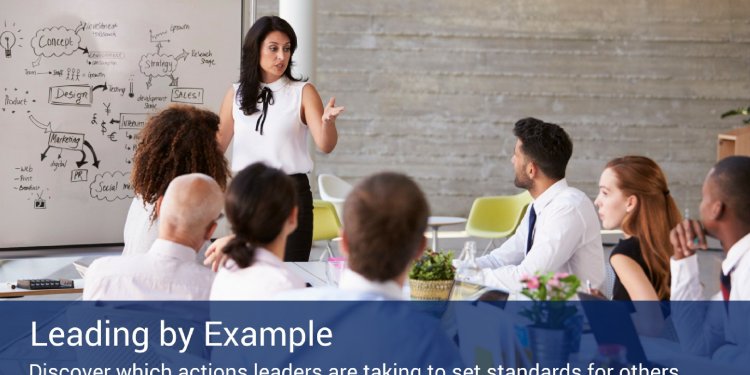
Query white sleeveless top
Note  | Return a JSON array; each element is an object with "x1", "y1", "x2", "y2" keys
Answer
[{"x1": 231, "y1": 77, "x2": 313, "y2": 174}]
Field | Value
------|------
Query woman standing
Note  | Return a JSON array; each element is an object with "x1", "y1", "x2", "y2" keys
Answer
[{"x1": 217, "y1": 16, "x2": 343, "y2": 261}]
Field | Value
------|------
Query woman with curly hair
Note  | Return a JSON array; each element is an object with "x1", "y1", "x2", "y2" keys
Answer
[{"x1": 123, "y1": 104, "x2": 230, "y2": 255}]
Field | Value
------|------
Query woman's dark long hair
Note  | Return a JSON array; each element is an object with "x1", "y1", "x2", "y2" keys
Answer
[
  {"x1": 237, "y1": 16, "x2": 303, "y2": 116},
  {"x1": 222, "y1": 162, "x2": 297, "y2": 268}
]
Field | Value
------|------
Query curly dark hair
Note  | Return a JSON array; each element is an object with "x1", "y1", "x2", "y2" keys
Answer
[
  {"x1": 513, "y1": 117, "x2": 573, "y2": 180},
  {"x1": 237, "y1": 16, "x2": 304, "y2": 116},
  {"x1": 131, "y1": 104, "x2": 230, "y2": 221}
]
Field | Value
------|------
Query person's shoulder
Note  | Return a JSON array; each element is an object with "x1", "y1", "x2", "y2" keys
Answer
[
  {"x1": 87, "y1": 255, "x2": 138, "y2": 278},
  {"x1": 610, "y1": 237, "x2": 641, "y2": 259}
]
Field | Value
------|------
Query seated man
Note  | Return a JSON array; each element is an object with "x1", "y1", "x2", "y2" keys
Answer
[
  {"x1": 276, "y1": 172, "x2": 462, "y2": 367},
  {"x1": 475, "y1": 117, "x2": 604, "y2": 291},
  {"x1": 84, "y1": 173, "x2": 223, "y2": 300},
  {"x1": 670, "y1": 155, "x2": 750, "y2": 360},
  {"x1": 287, "y1": 172, "x2": 429, "y2": 300}
]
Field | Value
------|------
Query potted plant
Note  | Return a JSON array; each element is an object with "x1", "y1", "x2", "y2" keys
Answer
[
  {"x1": 408, "y1": 250, "x2": 455, "y2": 300},
  {"x1": 518, "y1": 272, "x2": 582, "y2": 367},
  {"x1": 721, "y1": 106, "x2": 750, "y2": 124}
]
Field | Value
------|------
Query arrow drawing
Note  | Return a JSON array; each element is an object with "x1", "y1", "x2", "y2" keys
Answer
[
  {"x1": 40, "y1": 145, "x2": 51, "y2": 161},
  {"x1": 176, "y1": 49, "x2": 188, "y2": 61},
  {"x1": 83, "y1": 140, "x2": 101, "y2": 168},
  {"x1": 29, "y1": 115, "x2": 52, "y2": 133},
  {"x1": 32, "y1": 56, "x2": 41, "y2": 67},
  {"x1": 92, "y1": 82, "x2": 108, "y2": 92},
  {"x1": 78, "y1": 46, "x2": 89, "y2": 54},
  {"x1": 75, "y1": 21, "x2": 86, "y2": 34}
]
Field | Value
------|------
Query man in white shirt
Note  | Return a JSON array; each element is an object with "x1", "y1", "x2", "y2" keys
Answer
[
  {"x1": 669, "y1": 156, "x2": 750, "y2": 360},
  {"x1": 476, "y1": 117, "x2": 604, "y2": 292},
  {"x1": 83, "y1": 173, "x2": 224, "y2": 300},
  {"x1": 286, "y1": 172, "x2": 430, "y2": 300},
  {"x1": 277, "y1": 172, "x2": 462, "y2": 368}
]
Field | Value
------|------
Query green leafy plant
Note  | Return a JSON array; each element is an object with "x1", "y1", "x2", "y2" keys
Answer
[
  {"x1": 409, "y1": 250, "x2": 455, "y2": 281},
  {"x1": 721, "y1": 106, "x2": 750, "y2": 124},
  {"x1": 519, "y1": 272, "x2": 580, "y2": 329}
]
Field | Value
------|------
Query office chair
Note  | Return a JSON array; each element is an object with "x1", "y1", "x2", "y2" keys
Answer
[
  {"x1": 313, "y1": 200, "x2": 342, "y2": 261},
  {"x1": 317, "y1": 174, "x2": 353, "y2": 220},
  {"x1": 465, "y1": 191, "x2": 532, "y2": 254}
]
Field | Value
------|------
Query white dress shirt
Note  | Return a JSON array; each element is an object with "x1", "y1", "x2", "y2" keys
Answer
[
  {"x1": 210, "y1": 247, "x2": 306, "y2": 300},
  {"x1": 122, "y1": 197, "x2": 158, "y2": 256},
  {"x1": 83, "y1": 239, "x2": 214, "y2": 300},
  {"x1": 671, "y1": 232, "x2": 750, "y2": 301},
  {"x1": 670, "y1": 233, "x2": 750, "y2": 361},
  {"x1": 476, "y1": 179, "x2": 605, "y2": 292},
  {"x1": 278, "y1": 269, "x2": 405, "y2": 300}
]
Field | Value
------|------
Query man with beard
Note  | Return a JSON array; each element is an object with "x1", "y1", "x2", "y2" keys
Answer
[{"x1": 472, "y1": 117, "x2": 604, "y2": 292}]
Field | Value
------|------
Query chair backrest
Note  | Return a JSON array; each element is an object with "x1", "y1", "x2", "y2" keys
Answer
[
  {"x1": 313, "y1": 200, "x2": 341, "y2": 241},
  {"x1": 465, "y1": 191, "x2": 532, "y2": 239},
  {"x1": 318, "y1": 174, "x2": 353, "y2": 201}
]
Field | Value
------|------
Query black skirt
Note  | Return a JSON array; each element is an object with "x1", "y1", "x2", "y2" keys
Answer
[{"x1": 285, "y1": 173, "x2": 313, "y2": 261}]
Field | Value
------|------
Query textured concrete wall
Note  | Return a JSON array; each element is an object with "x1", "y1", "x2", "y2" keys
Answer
[{"x1": 256, "y1": 0, "x2": 750, "y2": 216}]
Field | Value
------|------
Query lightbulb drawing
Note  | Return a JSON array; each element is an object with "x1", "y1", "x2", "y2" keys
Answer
[{"x1": 0, "y1": 30, "x2": 16, "y2": 58}]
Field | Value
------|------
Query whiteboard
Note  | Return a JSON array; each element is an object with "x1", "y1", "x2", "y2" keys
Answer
[{"x1": 0, "y1": 0, "x2": 241, "y2": 248}]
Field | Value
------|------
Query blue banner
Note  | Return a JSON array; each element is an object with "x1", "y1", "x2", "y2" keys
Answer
[{"x1": 0, "y1": 301, "x2": 747, "y2": 375}]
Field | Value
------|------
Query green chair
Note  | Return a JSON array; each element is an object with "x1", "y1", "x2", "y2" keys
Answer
[
  {"x1": 465, "y1": 191, "x2": 533, "y2": 254},
  {"x1": 313, "y1": 200, "x2": 342, "y2": 261}
]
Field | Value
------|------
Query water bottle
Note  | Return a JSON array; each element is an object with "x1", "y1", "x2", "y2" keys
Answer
[{"x1": 456, "y1": 241, "x2": 484, "y2": 284}]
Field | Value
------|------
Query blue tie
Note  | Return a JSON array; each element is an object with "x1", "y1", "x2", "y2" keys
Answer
[{"x1": 526, "y1": 204, "x2": 536, "y2": 254}]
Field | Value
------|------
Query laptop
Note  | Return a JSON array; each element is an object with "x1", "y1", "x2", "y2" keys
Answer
[
  {"x1": 449, "y1": 280, "x2": 509, "y2": 302},
  {"x1": 578, "y1": 292, "x2": 649, "y2": 365}
]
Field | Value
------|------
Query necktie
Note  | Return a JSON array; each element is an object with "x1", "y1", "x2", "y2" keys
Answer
[
  {"x1": 720, "y1": 271, "x2": 732, "y2": 302},
  {"x1": 526, "y1": 204, "x2": 536, "y2": 254},
  {"x1": 255, "y1": 86, "x2": 274, "y2": 135}
]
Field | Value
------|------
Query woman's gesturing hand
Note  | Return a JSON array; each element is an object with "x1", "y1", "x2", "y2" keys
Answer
[{"x1": 322, "y1": 97, "x2": 345, "y2": 126}]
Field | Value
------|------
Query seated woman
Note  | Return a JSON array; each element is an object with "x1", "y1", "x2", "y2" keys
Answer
[
  {"x1": 122, "y1": 104, "x2": 229, "y2": 254},
  {"x1": 124, "y1": 104, "x2": 230, "y2": 255},
  {"x1": 594, "y1": 156, "x2": 681, "y2": 335},
  {"x1": 210, "y1": 162, "x2": 306, "y2": 300}
]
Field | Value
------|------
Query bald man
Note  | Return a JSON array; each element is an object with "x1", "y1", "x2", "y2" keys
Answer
[
  {"x1": 669, "y1": 156, "x2": 750, "y2": 360},
  {"x1": 84, "y1": 173, "x2": 224, "y2": 300}
]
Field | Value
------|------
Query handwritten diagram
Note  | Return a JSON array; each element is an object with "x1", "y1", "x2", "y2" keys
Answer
[
  {"x1": 1, "y1": 0, "x2": 240, "y2": 248},
  {"x1": 1, "y1": 20, "x2": 23, "y2": 58}
]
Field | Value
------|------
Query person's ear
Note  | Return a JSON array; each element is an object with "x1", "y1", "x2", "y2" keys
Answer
[
  {"x1": 414, "y1": 236, "x2": 427, "y2": 260},
  {"x1": 340, "y1": 230, "x2": 350, "y2": 259},
  {"x1": 625, "y1": 195, "x2": 638, "y2": 213},
  {"x1": 710, "y1": 200, "x2": 725, "y2": 221},
  {"x1": 205, "y1": 221, "x2": 218, "y2": 241},
  {"x1": 527, "y1": 161, "x2": 537, "y2": 179},
  {"x1": 286, "y1": 206, "x2": 299, "y2": 234},
  {"x1": 155, "y1": 196, "x2": 164, "y2": 217}
]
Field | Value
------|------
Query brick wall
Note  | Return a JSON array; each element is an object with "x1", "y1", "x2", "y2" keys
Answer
[{"x1": 256, "y1": 0, "x2": 750, "y2": 216}]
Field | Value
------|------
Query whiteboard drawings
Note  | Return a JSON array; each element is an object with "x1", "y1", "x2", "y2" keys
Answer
[{"x1": 2, "y1": 0, "x2": 240, "y2": 249}]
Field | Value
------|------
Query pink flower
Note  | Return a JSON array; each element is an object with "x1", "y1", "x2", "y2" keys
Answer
[
  {"x1": 547, "y1": 277, "x2": 561, "y2": 288},
  {"x1": 556, "y1": 272, "x2": 570, "y2": 279},
  {"x1": 520, "y1": 273, "x2": 531, "y2": 282},
  {"x1": 526, "y1": 276, "x2": 540, "y2": 290}
]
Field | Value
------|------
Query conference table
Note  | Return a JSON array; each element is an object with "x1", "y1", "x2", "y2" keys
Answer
[
  {"x1": 0, "y1": 256, "x2": 331, "y2": 299},
  {"x1": 427, "y1": 216, "x2": 467, "y2": 251}
]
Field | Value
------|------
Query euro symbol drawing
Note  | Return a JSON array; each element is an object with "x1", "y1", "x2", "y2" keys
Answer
[{"x1": 108, "y1": 132, "x2": 117, "y2": 142}]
